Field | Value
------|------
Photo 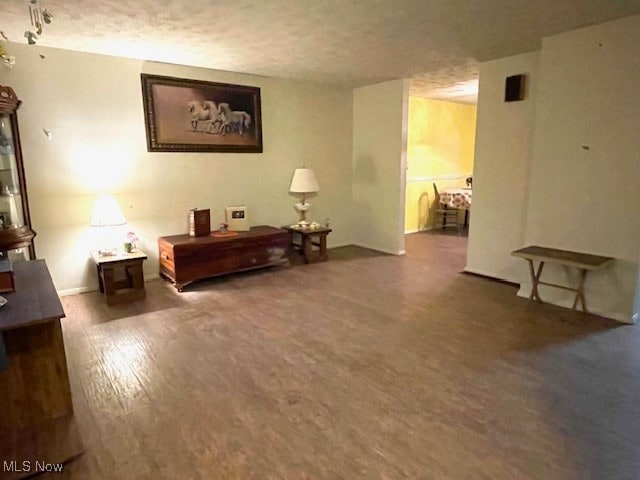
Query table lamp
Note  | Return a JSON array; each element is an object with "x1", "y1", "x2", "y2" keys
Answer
[
  {"x1": 90, "y1": 194, "x2": 126, "y2": 255},
  {"x1": 289, "y1": 168, "x2": 319, "y2": 226}
]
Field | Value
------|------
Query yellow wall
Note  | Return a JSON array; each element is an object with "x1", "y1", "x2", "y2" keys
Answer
[{"x1": 405, "y1": 97, "x2": 476, "y2": 232}]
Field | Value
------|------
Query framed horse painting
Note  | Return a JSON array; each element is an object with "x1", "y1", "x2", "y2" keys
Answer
[{"x1": 141, "y1": 74, "x2": 263, "y2": 153}]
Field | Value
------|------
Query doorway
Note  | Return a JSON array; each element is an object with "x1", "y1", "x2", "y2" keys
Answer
[{"x1": 403, "y1": 97, "x2": 477, "y2": 238}]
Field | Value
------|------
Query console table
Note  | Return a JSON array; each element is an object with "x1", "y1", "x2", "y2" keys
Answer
[
  {"x1": 511, "y1": 245, "x2": 613, "y2": 313},
  {"x1": 0, "y1": 260, "x2": 83, "y2": 479},
  {"x1": 158, "y1": 225, "x2": 291, "y2": 291}
]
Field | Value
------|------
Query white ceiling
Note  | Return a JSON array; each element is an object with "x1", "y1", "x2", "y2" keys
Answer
[{"x1": 1, "y1": 0, "x2": 639, "y2": 103}]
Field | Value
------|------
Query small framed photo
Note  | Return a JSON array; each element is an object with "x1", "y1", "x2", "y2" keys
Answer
[{"x1": 225, "y1": 205, "x2": 249, "y2": 231}]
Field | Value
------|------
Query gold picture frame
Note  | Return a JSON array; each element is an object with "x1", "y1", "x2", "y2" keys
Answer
[{"x1": 141, "y1": 74, "x2": 263, "y2": 153}]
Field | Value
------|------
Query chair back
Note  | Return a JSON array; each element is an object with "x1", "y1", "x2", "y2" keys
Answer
[{"x1": 433, "y1": 183, "x2": 443, "y2": 205}]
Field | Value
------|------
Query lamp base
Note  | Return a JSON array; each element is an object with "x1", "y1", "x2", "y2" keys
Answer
[{"x1": 294, "y1": 202, "x2": 312, "y2": 225}]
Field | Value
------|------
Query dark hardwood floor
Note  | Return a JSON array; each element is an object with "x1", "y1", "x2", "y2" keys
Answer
[{"x1": 50, "y1": 231, "x2": 638, "y2": 479}]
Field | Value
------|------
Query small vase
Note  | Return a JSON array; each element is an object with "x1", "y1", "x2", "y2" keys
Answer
[{"x1": 123, "y1": 242, "x2": 133, "y2": 253}]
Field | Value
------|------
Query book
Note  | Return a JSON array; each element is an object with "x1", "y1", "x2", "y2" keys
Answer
[{"x1": 189, "y1": 208, "x2": 210, "y2": 237}]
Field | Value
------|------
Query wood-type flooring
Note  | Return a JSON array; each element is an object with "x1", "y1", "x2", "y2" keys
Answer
[{"x1": 42, "y1": 232, "x2": 637, "y2": 479}]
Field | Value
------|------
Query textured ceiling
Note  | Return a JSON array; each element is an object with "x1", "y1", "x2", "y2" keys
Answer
[{"x1": 1, "y1": 0, "x2": 639, "y2": 103}]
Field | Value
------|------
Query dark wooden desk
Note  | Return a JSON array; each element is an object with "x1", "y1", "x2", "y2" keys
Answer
[
  {"x1": 0, "y1": 260, "x2": 83, "y2": 479},
  {"x1": 282, "y1": 225, "x2": 332, "y2": 263},
  {"x1": 512, "y1": 245, "x2": 613, "y2": 313}
]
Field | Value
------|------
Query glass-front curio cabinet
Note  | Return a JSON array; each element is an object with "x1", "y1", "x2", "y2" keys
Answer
[{"x1": 0, "y1": 85, "x2": 36, "y2": 263}]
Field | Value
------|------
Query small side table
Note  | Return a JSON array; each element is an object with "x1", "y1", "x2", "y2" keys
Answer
[
  {"x1": 90, "y1": 250, "x2": 147, "y2": 304},
  {"x1": 282, "y1": 225, "x2": 332, "y2": 263},
  {"x1": 511, "y1": 245, "x2": 613, "y2": 313}
]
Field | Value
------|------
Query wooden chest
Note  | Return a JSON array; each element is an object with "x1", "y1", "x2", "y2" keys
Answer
[{"x1": 158, "y1": 225, "x2": 291, "y2": 291}]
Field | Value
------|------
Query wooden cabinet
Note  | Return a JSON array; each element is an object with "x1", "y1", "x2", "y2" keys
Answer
[
  {"x1": 0, "y1": 85, "x2": 36, "y2": 261},
  {"x1": 158, "y1": 225, "x2": 291, "y2": 291},
  {"x1": 0, "y1": 260, "x2": 83, "y2": 478}
]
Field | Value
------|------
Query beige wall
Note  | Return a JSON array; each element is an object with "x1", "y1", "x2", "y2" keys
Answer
[
  {"x1": 0, "y1": 42, "x2": 355, "y2": 294},
  {"x1": 465, "y1": 51, "x2": 540, "y2": 280},
  {"x1": 467, "y1": 15, "x2": 640, "y2": 322},
  {"x1": 352, "y1": 79, "x2": 408, "y2": 254},
  {"x1": 405, "y1": 98, "x2": 476, "y2": 232},
  {"x1": 522, "y1": 15, "x2": 640, "y2": 321}
]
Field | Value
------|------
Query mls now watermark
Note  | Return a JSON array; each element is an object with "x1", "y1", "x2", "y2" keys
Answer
[{"x1": 4, "y1": 460, "x2": 64, "y2": 474}]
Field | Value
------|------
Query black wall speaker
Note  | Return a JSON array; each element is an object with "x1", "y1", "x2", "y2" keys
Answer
[{"x1": 505, "y1": 74, "x2": 526, "y2": 102}]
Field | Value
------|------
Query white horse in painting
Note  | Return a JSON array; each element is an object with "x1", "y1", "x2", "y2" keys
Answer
[
  {"x1": 187, "y1": 100, "x2": 223, "y2": 134},
  {"x1": 217, "y1": 103, "x2": 251, "y2": 136}
]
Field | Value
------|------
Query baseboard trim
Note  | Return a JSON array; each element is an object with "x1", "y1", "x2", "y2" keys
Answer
[
  {"x1": 57, "y1": 273, "x2": 161, "y2": 297},
  {"x1": 353, "y1": 243, "x2": 405, "y2": 256},
  {"x1": 404, "y1": 227, "x2": 434, "y2": 234},
  {"x1": 463, "y1": 268, "x2": 632, "y2": 324},
  {"x1": 461, "y1": 269, "x2": 519, "y2": 287},
  {"x1": 57, "y1": 286, "x2": 94, "y2": 297},
  {"x1": 514, "y1": 290, "x2": 633, "y2": 324},
  {"x1": 463, "y1": 267, "x2": 520, "y2": 285},
  {"x1": 404, "y1": 228, "x2": 434, "y2": 234},
  {"x1": 327, "y1": 242, "x2": 353, "y2": 250}
]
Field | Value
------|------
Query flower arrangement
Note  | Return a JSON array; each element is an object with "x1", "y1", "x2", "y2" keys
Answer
[
  {"x1": 126, "y1": 231, "x2": 138, "y2": 244},
  {"x1": 123, "y1": 231, "x2": 138, "y2": 253}
]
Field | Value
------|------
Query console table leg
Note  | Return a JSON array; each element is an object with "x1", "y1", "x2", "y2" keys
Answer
[
  {"x1": 527, "y1": 259, "x2": 544, "y2": 302},
  {"x1": 572, "y1": 269, "x2": 588, "y2": 313}
]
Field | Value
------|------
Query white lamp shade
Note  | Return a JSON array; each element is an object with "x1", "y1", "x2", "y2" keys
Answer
[
  {"x1": 89, "y1": 194, "x2": 126, "y2": 227},
  {"x1": 289, "y1": 168, "x2": 319, "y2": 193}
]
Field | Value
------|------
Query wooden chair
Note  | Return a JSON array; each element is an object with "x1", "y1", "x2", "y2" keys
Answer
[{"x1": 433, "y1": 183, "x2": 460, "y2": 233}]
